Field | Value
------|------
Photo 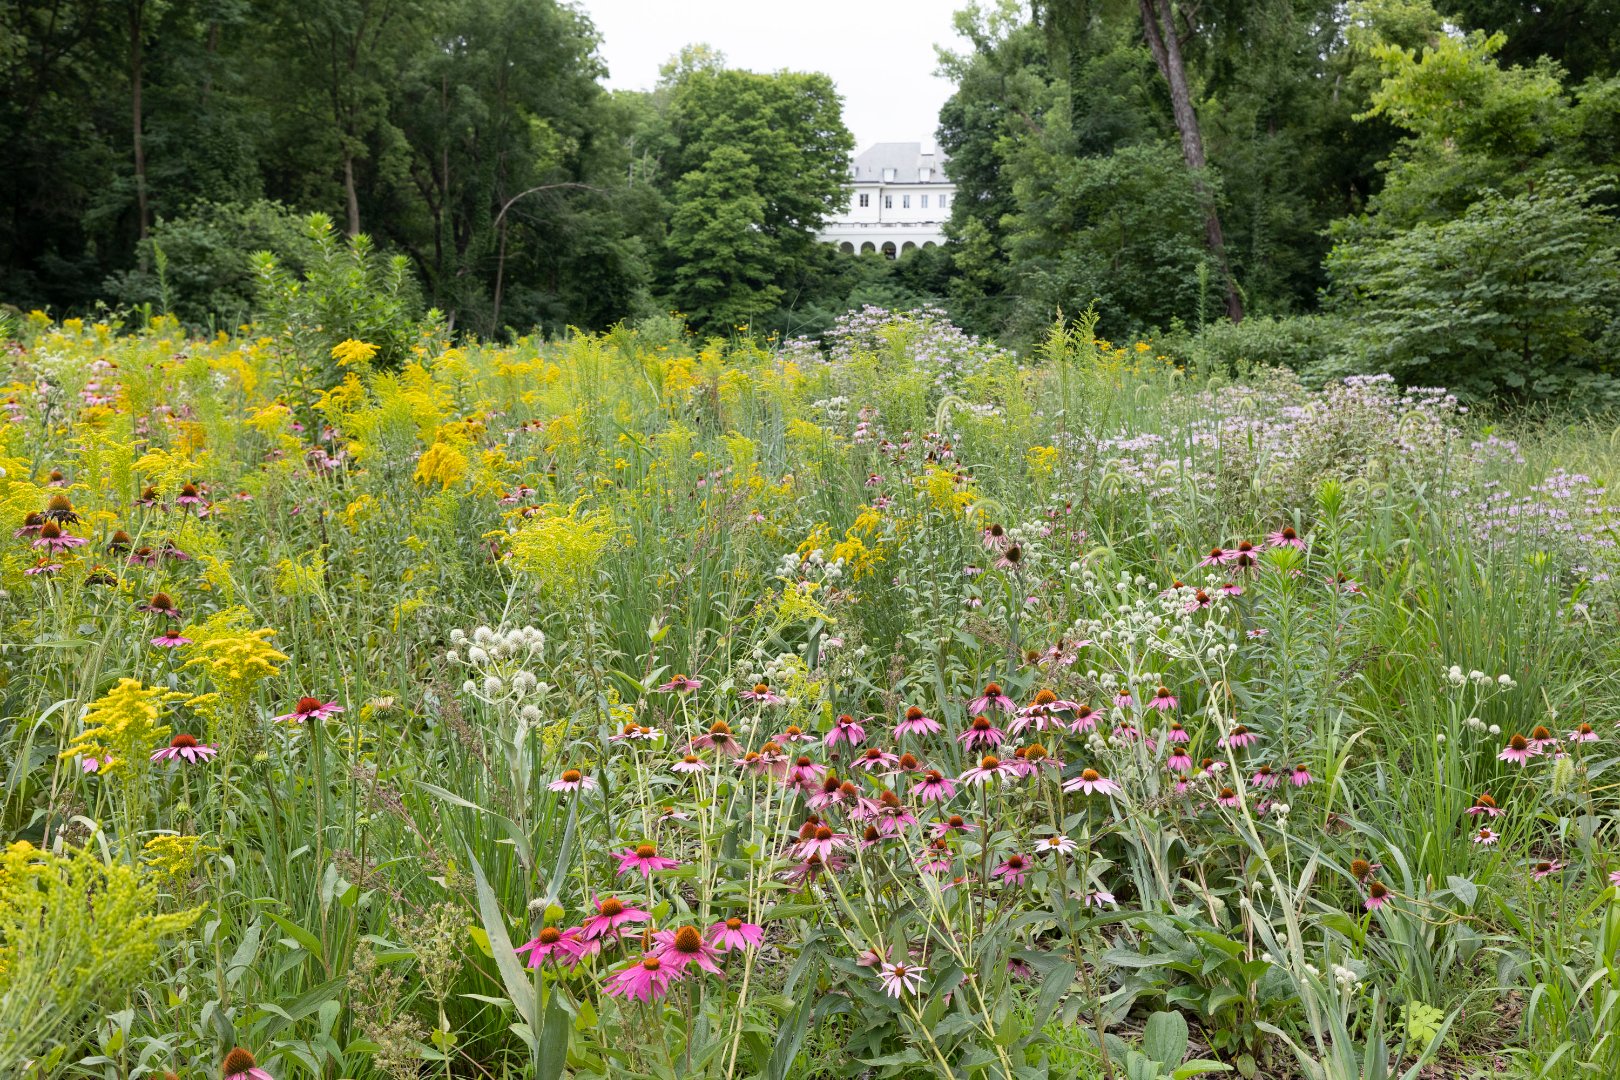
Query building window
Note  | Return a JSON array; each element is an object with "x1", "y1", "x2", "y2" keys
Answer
[
  {"x1": 939, "y1": 194, "x2": 949, "y2": 208},
  {"x1": 921, "y1": 195, "x2": 929, "y2": 209},
  {"x1": 858, "y1": 193, "x2": 869, "y2": 207},
  {"x1": 902, "y1": 195, "x2": 910, "y2": 208},
  {"x1": 884, "y1": 195, "x2": 892, "y2": 209},
  {"x1": 920, "y1": 167, "x2": 932, "y2": 182}
]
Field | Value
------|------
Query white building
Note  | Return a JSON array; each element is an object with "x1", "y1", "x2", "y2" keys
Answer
[{"x1": 818, "y1": 142, "x2": 954, "y2": 258}]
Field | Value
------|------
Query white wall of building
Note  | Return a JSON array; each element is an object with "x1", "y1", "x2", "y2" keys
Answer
[{"x1": 818, "y1": 142, "x2": 954, "y2": 257}]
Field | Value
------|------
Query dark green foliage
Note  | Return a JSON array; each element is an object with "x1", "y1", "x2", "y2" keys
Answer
[{"x1": 1326, "y1": 176, "x2": 1620, "y2": 399}]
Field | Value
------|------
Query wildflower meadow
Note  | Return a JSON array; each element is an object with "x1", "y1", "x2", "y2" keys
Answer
[{"x1": 4, "y1": 304, "x2": 1620, "y2": 1080}]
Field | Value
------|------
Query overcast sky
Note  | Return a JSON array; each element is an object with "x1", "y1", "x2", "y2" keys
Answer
[{"x1": 578, "y1": 0, "x2": 967, "y2": 152}]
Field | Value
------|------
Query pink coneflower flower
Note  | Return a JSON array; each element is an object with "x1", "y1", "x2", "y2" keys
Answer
[
  {"x1": 784, "y1": 851, "x2": 847, "y2": 884},
  {"x1": 1215, "y1": 786, "x2": 1241, "y2": 808},
  {"x1": 548, "y1": 768, "x2": 597, "y2": 793},
  {"x1": 151, "y1": 630, "x2": 192, "y2": 648},
  {"x1": 1568, "y1": 723, "x2": 1599, "y2": 743},
  {"x1": 671, "y1": 753, "x2": 709, "y2": 775},
  {"x1": 605, "y1": 955, "x2": 679, "y2": 1002},
  {"x1": 581, "y1": 895, "x2": 650, "y2": 939},
  {"x1": 1219, "y1": 725, "x2": 1258, "y2": 749},
  {"x1": 931, "y1": 814, "x2": 976, "y2": 838},
  {"x1": 968, "y1": 682, "x2": 1017, "y2": 714},
  {"x1": 807, "y1": 772, "x2": 850, "y2": 810},
  {"x1": 992, "y1": 854, "x2": 1031, "y2": 884},
  {"x1": 1465, "y1": 793, "x2": 1504, "y2": 817},
  {"x1": 793, "y1": 825, "x2": 851, "y2": 861},
  {"x1": 1528, "y1": 725, "x2": 1559, "y2": 752},
  {"x1": 826, "y1": 714, "x2": 866, "y2": 748},
  {"x1": 738, "y1": 682, "x2": 784, "y2": 705},
  {"x1": 690, "y1": 720, "x2": 741, "y2": 755},
  {"x1": 960, "y1": 754, "x2": 1012, "y2": 786},
  {"x1": 516, "y1": 925, "x2": 584, "y2": 967},
  {"x1": 127, "y1": 545, "x2": 160, "y2": 566},
  {"x1": 1329, "y1": 572, "x2": 1361, "y2": 595},
  {"x1": 877, "y1": 961, "x2": 925, "y2": 998},
  {"x1": 1111, "y1": 723, "x2": 1142, "y2": 743},
  {"x1": 82, "y1": 756, "x2": 102, "y2": 774},
  {"x1": 1219, "y1": 582, "x2": 1244, "y2": 597},
  {"x1": 957, "y1": 714, "x2": 1006, "y2": 750},
  {"x1": 1146, "y1": 686, "x2": 1178, "y2": 712},
  {"x1": 1113, "y1": 691, "x2": 1133, "y2": 710},
  {"x1": 652, "y1": 925, "x2": 725, "y2": 975},
  {"x1": 616, "y1": 843, "x2": 680, "y2": 878},
  {"x1": 13, "y1": 512, "x2": 45, "y2": 537},
  {"x1": 872, "y1": 789, "x2": 917, "y2": 834},
  {"x1": 1498, "y1": 733, "x2": 1537, "y2": 765},
  {"x1": 1166, "y1": 721, "x2": 1190, "y2": 744},
  {"x1": 982, "y1": 522, "x2": 1009, "y2": 550},
  {"x1": 175, "y1": 482, "x2": 207, "y2": 507},
  {"x1": 150, "y1": 733, "x2": 217, "y2": 764},
  {"x1": 1184, "y1": 589, "x2": 1212, "y2": 612},
  {"x1": 1166, "y1": 749, "x2": 1193, "y2": 773},
  {"x1": 994, "y1": 543, "x2": 1024, "y2": 570},
  {"x1": 1035, "y1": 835, "x2": 1077, "y2": 856},
  {"x1": 911, "y1": 769, "x2": 956, "y2": 803},
  {"x1": 853, "y1": 746, "x2": 900, "y2": 772},
  {"x1": 1250, "y1": 765, "x2": 1280, "y2": 789},
  {"x1": 785, "y1": 755, "x2": 825, "y2": 789},
  {"x1": 270, "y1": 694, "x2": 344, "y2": 724},
  {"x1": 1532, "y1": 860, "x2": 1564, "y2": 881},
  {"x1": 1010, "y1": 689, "x2": 1082, "y2": 733},
  {"x1": 1198, "y1": 546, "x2": 1230, "y2": 567},
  {"x1": 1083, "y1": 890, "x2": 1116, "y2": 908},
  {"x1": 1268, "y1": 525, "x2": 1306, "y2": 550},
  {"x1": 32, "y1": 521, "x2": 87, "y2": 552},
  {"x1": 1068, "y1": 705, "x2": 1102, "y2": 733},
  {"x1": 221, "y1": 1047, "x2": 275, "y2": 1080},
  {"x1": 42, "y1": 494, "x2": 81, "y2": 524},
  {"x1": 136, "y1": 592, "x2": 182, "y2": 619},
  {"x1": 1609, "y1": 869, "x2": 1620, "y2": 888},
  {"x1": 1289, "y1": 765, "x2": 1313, "y2": 787},
  {"x1": 1063, "y1": 768, "x2": 1123, "y2": 797},
  {"x1": 657, "y1": 673, "x2": 702, "y2": 692},
  {"x1": 894, "y1": 705, "x2": 941, "y2": 738},
  {"x1": 1364, "y1": 880, "x2": 1391, "y2": 910},
  {"x1": 1471, "y1": 827, "x2": 1499, "y2": 845},
  {"x1": 776, "y1": 724, "x2": 816, "y2": 744},
  {"x1": 708, "y1": 917, "x2": 764, "y2": 952}
]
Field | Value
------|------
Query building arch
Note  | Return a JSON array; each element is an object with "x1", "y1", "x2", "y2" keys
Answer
[
  {"x1": 923, "y1": 241, "x2": 937, "y2": 249},
  {"x1": 881, "y1": 241, "x2": 897, "y2": 259},
  {"x1": 839, "y1": 242, "x2": 855, "y2": 254},
  {"x1": 901, "y1": 241, "x2": 917, "y2": 256}
]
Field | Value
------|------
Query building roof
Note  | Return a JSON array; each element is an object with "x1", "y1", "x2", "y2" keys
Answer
[{"x1": 850, "y1": 142, "x2": 951, "y2": 184}]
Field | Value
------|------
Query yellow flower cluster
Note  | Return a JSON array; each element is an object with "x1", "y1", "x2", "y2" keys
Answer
[
  {"x1": 331, "y1": 338, "x2": 380, "y2": 368},
  {"x1": 505, "y1": 499, "x2": 620, "y2": 597},
  {"x1": 60, "y1": 679, "x2": 181, "y2": 772},
  {"x1": 184, "y1": 627, "x2": 287, "y2": 700}
]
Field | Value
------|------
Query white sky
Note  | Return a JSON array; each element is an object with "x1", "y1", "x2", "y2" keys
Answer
[{"x1": 578, "y1": 0, "x2": 967, "y2": 151}]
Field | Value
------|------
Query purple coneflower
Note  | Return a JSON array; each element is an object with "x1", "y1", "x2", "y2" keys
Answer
[
  {"x1": 14, "y1": 512, "x2": 45, "y2": 537},
  {"x1": 1068, "y1": 705, "x2": 1102, "y2": 733},
  {"x1": 1062, "y1": 768, "x2": 1122, "y2": 797},
  {"x1": 1219, "y1": 725, "x2": 1258, "y2": 749},
  {"x1": 1268, "y1": 525, "x2": 1306, "y2": 550},
  {"x1": 605, "y1": 955, "x2": 679, "y2": 1002},
  {"x1": 992, "y1": 854, "x2": 1031, "y2": 885},
  {"x1": 691, "y1": 720, "x2": 741, "y2": 755},
  {"x1": 516, "y1": 925, "x2": 584, "y2": 967},
  {"x1": 1289, "y1": 764, "x2": 1313, "y2": 787},
  {"x1": 968, "y1": 682, "x2": 1017, "y2": 714},
  {"x1": 708, "y1": 917, "x2": 764, "y2": 952},
  {"x1": 957, "y1": 714, "x2": 1006, "y2": 750},
  {"x1": 1250, "y1": 765, "x2": 1280, "y2": 789},
  {"x1": 960, "y1": 754, "x2": 1012, "y2": 786},
  {"x1": 1568, "y1": 723, "x2": 1599, "y2": 743},
  {"x1": 877, "y1": 960, "x2": 924, "y2": 998},
  {"x1": 1497, "y1": 733, "x2": 1537, "y2": 765},
  {"x1": 151, "y1": 630, "x2": 192, "y2": 648},
  {"x1": 1198, "y1": 546, "x2": 1230, "y2": 567},
  {"x1": 793, "y1": 825, "x2": 851, "y2": 861},
  {"x1": 175, "y1": 482, "x2": 207, "y2": 507},
  {"x1": 1532, "y1": 860, "x2": 1564, "y2": 881},
  {"x1": 1166, "y1": 721, "x2": 1190, "y2": 744},
  {"x1": 1185, "y1": 589, "x2": 1212, "y2": 612},
  {"x1": 826, "y1": 714, "x2": 866, "y2": 748},
  {"x1": 274, "y1": 696, "x2": 343, "y2": 723},
  {"x1": 548, "y1": 768, "x2": 597, "y2": 793},
  {"x1": 150, "y1": 733, "x2": 217, "y2": 764},
  {"x1": 33, "y1": 521, "x2": 86, "y2": 552},
  {"x1": 1215, "y1": 786, "x2": 1241, "y2": 809},
  {"x1": 1146, "y1": 686, "x2": 1178, "y2": 712},
  {"x1": 1167, "y1": 749, "x2": 1193, "y2": 773},
  {"x1": 776, "y1": 724, "x2": 816, "y2": 744},
  {"x1": 1528, "y1": 725, "x2": 1559, "y2": 752},
  {"x1": 982, "y1": 523, "x2": 1009, "y2": 550},
  {"x1": 1035, "y1": 835, "x2": 1077, "y2": 856},
  {"x1": 1083, "y1": 890, "x2": 1116, "y2": 908},
  {"x1": 1465, "y1": 793, "x2": 1503, "y2": 817},
  {"x1": 1364, "y1": 880, "x2": 1391, "y2": 911},
  {"x1": 221, "y1": 1048, "x2": 274, "y2": 1080},
  {"x1": 911, "y1": 769, "x2": 956, "y2": 803},
  {"x1": 580, "y1": 895, "x2": 650, "y2": 939},
  {"x1": 738, "y1": 682, "x2": 784, "y2": 705},
  {"x1": 853, "y1": 746, "x2": 899, "y2": 772},
  {"x1": 1471, "y1": 827, "x2": 1499, "y2": 845},
  {"x1": 894, "y1": 705, "x2": 941, "y2": 737},
  {"x1": 616, "y1": 843, "x2": 680, "y2": 878},
  {"x1": 137, "y1": 591, "x2": 182, "y2": 619},
  {"x1": 42, "y1": 494, "x2": 81, "y2": 524},
  {"x1": 652, "y1": 925, "x2": 725, "y2": 975},
  {"x1": 658, "y1": 673, "x2": 702, "y2": 692}
]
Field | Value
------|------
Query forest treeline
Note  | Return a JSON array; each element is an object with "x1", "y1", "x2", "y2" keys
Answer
[{"x1": 4, "y1": 0, "x2": 1620, "y2": 396}]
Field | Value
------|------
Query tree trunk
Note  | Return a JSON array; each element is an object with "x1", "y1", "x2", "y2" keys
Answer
[
  {"x1": 130, "y1": 0, "x2": 149, "y2": 241},
  {"x1": 343, "y1": 150, "x2": 361, "y2": 236},
  {"x1": 1139, "y1": 0, "x2": 1242, "y2": 322}
]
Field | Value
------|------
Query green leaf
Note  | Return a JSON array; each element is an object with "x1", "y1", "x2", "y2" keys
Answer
[
  {"x1": 467, "y1": 849, "x2": 535, "y2": 1030},
  {"x1": 264, "y1": 912, "x2": 323, "y2": 962},
  {"x1": 1144, "y1": 1010, "x2": 1189, "y2": 1066},
  {"x1": 537, "y1": 989, "x2": 570, "y2": 1080},
  {"x1": 765, "y1": 988, "x2": 814, "y2": 1080}
]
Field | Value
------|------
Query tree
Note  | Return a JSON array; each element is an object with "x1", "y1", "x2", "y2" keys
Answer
[{"x1": 665, "y1": 146, "x2": 782, "y2": 332}]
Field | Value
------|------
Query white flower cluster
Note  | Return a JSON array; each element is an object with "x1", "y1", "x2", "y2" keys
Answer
[
  {"x1": 778, "y1": 548, "x2": 846, "y2": 584},
  {"x1": 445, "y1": 625, "x2": 548, "y2": 715},
  {"x1": 1444, "y1": 664, "x2": 1516, "y2": 689}
]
